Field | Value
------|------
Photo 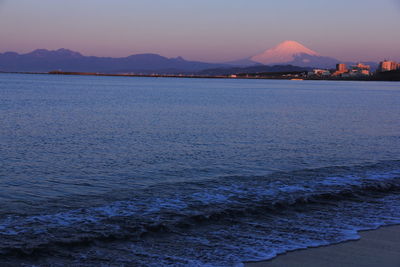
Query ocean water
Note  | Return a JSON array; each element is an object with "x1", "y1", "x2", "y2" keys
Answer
[{"x1": 0, "y1": 73, "x2": 400, "y2": 266}]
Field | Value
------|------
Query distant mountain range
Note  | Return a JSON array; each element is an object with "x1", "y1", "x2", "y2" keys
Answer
[
  {"x1": 198, "y1": 65, "x2": 311, "y2": 76},
  {"x1": 0, "y1": 41, "x2": 379, "y2": 74},
  {"x1": 0, "y1": 49, "x2": 225, "y2": 74}
]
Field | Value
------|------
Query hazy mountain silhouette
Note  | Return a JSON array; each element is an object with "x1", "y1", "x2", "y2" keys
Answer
[
  {"x1": 0, "y1": 45, "x2": 379, "y2": 74},
  {"x1": 0, "y1": 49, "x2": 225, "y2": 74},
  {"x1": 222, "y1": 58, "x2": 261, "y2": 67},
  {"x1": 199, "y1": 65, "x2": 310, "y2": 76}
]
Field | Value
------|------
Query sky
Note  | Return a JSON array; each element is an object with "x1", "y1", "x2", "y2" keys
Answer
[{"x1": 0, "y1": 0, "x2": 399, "y2": 62}]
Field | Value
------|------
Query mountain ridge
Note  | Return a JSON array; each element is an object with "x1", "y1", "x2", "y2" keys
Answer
[
  {"x1": 0, "y1": 43, "x2": 379, "y2": 74},
  {"x1": 0, "y1": 49, "x2": 226, "y2": 74}
]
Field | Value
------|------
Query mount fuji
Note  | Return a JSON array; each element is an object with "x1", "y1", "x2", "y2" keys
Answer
[
  {"x1": 231, "y1": 41, "x2": 341, "y2": 69},
  {"x1": 251, "y1": 40, "x2": 320, "y2": 64}
]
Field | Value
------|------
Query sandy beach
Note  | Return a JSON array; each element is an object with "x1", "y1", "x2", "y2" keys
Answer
[{"x1": 245, "y1": 225, "x2": 400, "y2": 267}]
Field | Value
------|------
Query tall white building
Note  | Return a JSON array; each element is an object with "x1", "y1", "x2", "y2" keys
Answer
[{"x1": 379, "y1": 60, "x2": 398, "y2": 72}]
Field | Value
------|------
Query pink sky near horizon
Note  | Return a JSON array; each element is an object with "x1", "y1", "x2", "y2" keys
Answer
[{"x1": 0, "y1": 0, "x2": 399, "y2": 62}]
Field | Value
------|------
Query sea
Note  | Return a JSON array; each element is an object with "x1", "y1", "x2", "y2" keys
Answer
[{"x1": 1, "y1": 73, "x2": 400, "y2": 266}]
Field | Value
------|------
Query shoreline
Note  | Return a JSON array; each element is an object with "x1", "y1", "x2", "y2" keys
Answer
[
  {"x1": 1, "y1": 71, "x2": 399, "y2": 82},
  {"x1": 245, "y1": 224, "x2": 400, "y2": 267}
]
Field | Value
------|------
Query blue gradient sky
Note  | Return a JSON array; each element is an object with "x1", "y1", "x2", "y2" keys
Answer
[{"x1": 0, "y1": 0, "x2": 399, "y2": 62}]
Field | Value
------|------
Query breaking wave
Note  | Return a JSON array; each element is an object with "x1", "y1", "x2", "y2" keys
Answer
[{"x1": 1, "y1": 161, "x2": 400, "y2": 266}]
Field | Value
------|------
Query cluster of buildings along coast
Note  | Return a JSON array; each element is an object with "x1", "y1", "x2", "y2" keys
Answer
[{"x1": 308, "y1": 60, "x2": 400, "y2": 78}]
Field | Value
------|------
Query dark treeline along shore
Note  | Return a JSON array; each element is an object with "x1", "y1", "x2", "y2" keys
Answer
[{"x1": 1, "y1": 69, "x2": 399, "y2": 82}]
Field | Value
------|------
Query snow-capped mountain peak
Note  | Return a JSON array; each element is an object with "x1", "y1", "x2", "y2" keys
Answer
[{"x1": 251, "y1": 40, "x2": 319, "y2": 64}]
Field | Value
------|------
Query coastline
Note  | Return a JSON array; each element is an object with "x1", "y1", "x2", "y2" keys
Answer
[
  {"x1": 1, "y1": 71, "x2": 399, "y2": 82},
  {"x1": 245, "y1": 225, "x2": 400, "y2": 267}
]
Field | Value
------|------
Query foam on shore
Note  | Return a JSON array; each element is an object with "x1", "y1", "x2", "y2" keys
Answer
[{"x1": 245, "y1": 225, "x2": 400, "y2": 267}]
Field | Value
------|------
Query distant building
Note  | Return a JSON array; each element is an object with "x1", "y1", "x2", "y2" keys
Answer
[
  {"x1": 354, "y1": 63, "x2": 370, "y2": 70},
  {"x1": 349, "y1": 63, "x2": 370, "y2": 76},
  {"x1": 336, "y1": 63, "x2": 347, "y2": 72},
  {"x1": 308, "y1": 69, "x2": 331, "y2": 77},
  {"x1": 379, "y1": 60, "x2": 398, "y2": 72},
  {"x1": 332, "y1": 63, "x2": 348, "y2": 77}
]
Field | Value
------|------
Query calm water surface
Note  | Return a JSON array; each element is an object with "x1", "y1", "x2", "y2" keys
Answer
[{"x1": 0, "y1": 74, "x2": 400, "y2": 266}]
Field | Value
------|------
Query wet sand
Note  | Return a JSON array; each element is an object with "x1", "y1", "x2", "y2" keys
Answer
[{"x1": 245, "y1": 225, "x2": 400, "y2": 267}]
